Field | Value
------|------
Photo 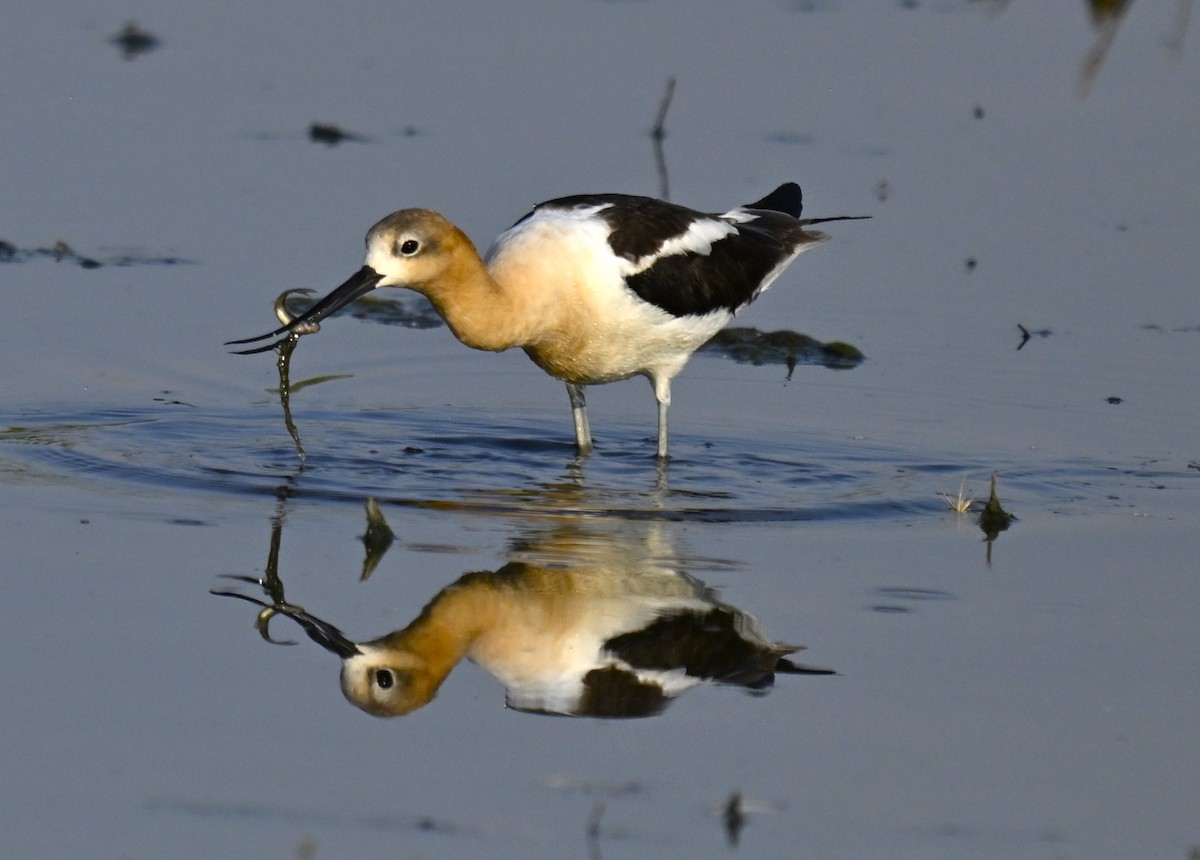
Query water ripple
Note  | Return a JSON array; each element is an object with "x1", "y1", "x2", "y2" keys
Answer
[{"x1": 1, "y1": 404, "x2": 1190, "y2": 524}]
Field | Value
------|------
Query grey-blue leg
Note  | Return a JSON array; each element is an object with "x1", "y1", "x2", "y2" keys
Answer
[
  {"x1": 565, "y1": 382, "x2": 592, "y2": 454},
  {"x1": 653, "y1": 377, "x2": 672, "y2": 459}
]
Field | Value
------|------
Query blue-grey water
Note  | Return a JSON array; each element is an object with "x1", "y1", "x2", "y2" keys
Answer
[{"x1": 2, "y1": 3, "x2": 1198, "y2": 859}]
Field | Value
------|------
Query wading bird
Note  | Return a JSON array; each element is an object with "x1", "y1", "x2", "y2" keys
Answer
[{"x1": 229, "y1": 183, "x2": 865, "y2": 457}]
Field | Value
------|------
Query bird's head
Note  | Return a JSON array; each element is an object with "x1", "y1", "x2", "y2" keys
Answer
[{"x1": 339, "y1": 644, "x2": 444, "y2": 717}]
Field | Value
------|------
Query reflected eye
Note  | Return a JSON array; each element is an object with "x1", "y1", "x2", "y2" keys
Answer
[
  {"x1": 374, "y1": 669, "x2": 395, "y2": 690},
  {"x1": 398, "y1": 239, "x2": 419, "y2": 256}
]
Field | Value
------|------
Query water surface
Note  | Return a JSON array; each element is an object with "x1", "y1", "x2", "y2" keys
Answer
[{"x1": 2, "y1": 2, "x2": 1198, "y2": 859}]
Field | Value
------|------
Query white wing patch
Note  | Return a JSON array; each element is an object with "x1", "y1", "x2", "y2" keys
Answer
[
  {"x1": 621, "y1": 217, "x2": 738, "y2": 277},
  {"x1": 719, "y1": 207, "x2": 758, "y2": 224}
]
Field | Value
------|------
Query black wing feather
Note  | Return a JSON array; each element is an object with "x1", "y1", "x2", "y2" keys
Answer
[
  {"x1": 603, "y1": 607, "x2": 794, "y2": 690},
  {"x1": 623, "y1": 213, "x2": 809, "y2": 316},
  {"x1": 526, "y1": 184, "x2": 814, "y2": 318}
]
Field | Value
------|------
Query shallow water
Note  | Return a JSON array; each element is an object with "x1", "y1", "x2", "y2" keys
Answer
[{"x1": 3, "y1": 2, "x2": 1199, "y2": 859}]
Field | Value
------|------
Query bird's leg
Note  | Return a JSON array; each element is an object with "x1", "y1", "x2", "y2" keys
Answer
[
  {"x1": 654, "y1": 377, "x2": 672, "y2": 460},
  {"x1": 657, "y1": 402, "x2": 670, "y2": 459},
  {"x1": 565, "y1": 382, "x2": 592, "y2": 454}
]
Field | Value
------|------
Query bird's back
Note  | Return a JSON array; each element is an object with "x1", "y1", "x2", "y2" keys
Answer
[{"x1": 504, "y1": 184, "x2": 823, "y2": 318}]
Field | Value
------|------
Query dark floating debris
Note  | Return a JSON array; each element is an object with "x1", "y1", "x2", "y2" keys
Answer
[
  {"x1": 246, "y1": 125, "x2": 417, "y2": 145},
  {"x1": 0, "y1": 239, "x2": 191, "y2": 269},
  {"x1": 1105, "y1": 396, "x2": 1124, "y2": 405},
  {"x1": 359, "y1": 498, "x2": 396, "y2": 582},
  {"x1": 308, "y1": 122, "x2": 370, "y2": 146},
  {"x1": 111, "y1": 22, "x2": 159, "y2": 60},
  {"x1": 978, "y1": 473, "x2": 1015, "y2": 542},
  {"x1": 722, "y1": 791, "x2": 746, "y2": 846},
  {"x1": 874, "y1": 179, "x2": 890, "y2": 202},
  {"x1": 1137, "y1": 321, "x2": 1200, "y2": 331},
  {"x1": 875, "y1": 586, "x2": 956, "y2": 603},
  {"x1": 152, "y1": 390, "x2": 196, "y2": 408},
  {"x1": 965, "y1": 256, "x2": 977, "y2": 272},
  {"x1": 702, "y1": 326, "x2": 865, "y2": 376},
  {"x1": 1016, "y1": 323, "x2": 1052, "y2": 350},
  {"x1": 978, "y1": 473, "x2": 1015, "y2": 567}
]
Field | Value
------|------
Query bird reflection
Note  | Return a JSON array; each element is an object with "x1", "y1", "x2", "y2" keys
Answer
[{"x1": 215, "y1": 521, "x2": 833, "y2": 719}]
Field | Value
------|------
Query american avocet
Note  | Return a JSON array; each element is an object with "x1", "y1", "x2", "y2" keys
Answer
[
  {"x1": 229, "y1": 183, "x2": 865, "y2": 458},
  {"x1": 216, "y1": 561, "x2": 833, "y2": 718}
]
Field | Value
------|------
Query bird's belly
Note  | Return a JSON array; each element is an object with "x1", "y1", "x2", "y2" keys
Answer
[{"x1": 523, "y1": 306, "x2": 731, "y2": 385}]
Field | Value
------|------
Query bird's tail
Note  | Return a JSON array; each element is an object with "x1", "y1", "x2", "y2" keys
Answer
[
  {"x1": 776, "y1": 654, "x2": 838, "y2": 676},
  {"x1": 800, "y1": 215, "x2": 872, "y2": 227}
]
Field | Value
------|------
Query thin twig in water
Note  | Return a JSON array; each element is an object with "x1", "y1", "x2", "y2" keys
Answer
[
  {"x1": 586, "y1": 801, "x2": 605, "y2": 860},
  {"x1": 650, "y1": 77, "x2": 675, "y2": 200}
]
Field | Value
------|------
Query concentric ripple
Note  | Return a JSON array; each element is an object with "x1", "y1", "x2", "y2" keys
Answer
[{"x1": 0, "y1": 403, "x2": 1185, "y2": 524}]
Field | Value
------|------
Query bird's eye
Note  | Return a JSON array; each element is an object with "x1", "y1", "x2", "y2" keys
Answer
[
  {"x1": 398, "y1": 239, "x2": 420, "y2": 256},
  {"x1": 374, "y1": 669, "x2": 395, "y2": 690}
]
